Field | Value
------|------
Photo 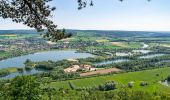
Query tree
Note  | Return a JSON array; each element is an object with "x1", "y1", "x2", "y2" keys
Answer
[
  {"x1": 167, "y1": 75, "x2": 170, "y2": 82},
  {"x1": 98, "y1": 81, "x2": 117, "y2": 91},
  {"x1": 77, "y1": 0, "x2": 151, "y2": 10},
  {"x1": 0, "y1": 0, "x2": 71, "y2": 41},
  {"x1": 43, "y1": 86, "x2": 56, "y2": 100},
  {"x1": 7, "y1": 76, "x2": 42, "y2": 100}
]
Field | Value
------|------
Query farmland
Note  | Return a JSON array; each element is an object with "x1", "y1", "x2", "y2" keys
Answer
[
  {"x1": 0, "y1": 1, "x2": 169, "y2": 99},
  {"x1": 80, "y1": 68, "x2": 121, "y2": 76},
  {"x1": 1, "y1": 30, "x2": 170, "y2": 99},
  {"x1": 50, "y1": 67, "x2": 170, "y2": 93}
]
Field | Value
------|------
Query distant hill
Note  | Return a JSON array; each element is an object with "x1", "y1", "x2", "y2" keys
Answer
[
  {"x1": 0, "y1": 29, "x2": 170, "y2": 38},
  {"x1": 0, "y1": 30, "x2": 42, "y2": 34},
  {"x1": 67, "y1": 30, "x2": 170, "y2": 37}
]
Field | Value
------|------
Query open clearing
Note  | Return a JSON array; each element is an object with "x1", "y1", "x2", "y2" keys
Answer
[
  {"x1": 96, "y1": 39, "x2": 110, "y2": 43},
  {"x1": 80, "y1": 68, "x2": 121, "y2": 76}
]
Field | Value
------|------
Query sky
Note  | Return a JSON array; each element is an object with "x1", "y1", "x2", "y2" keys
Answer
[{"x1": 0, "y1": 0, "x2": 170, "y2": 31}]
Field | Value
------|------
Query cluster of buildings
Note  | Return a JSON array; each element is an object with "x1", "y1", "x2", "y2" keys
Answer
[{"x1": 64, "y1": 64, "x2": 92, "y2": 73}]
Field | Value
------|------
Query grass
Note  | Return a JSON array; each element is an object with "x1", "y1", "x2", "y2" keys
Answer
[
  {"x1": 96, "y1": 39, "x2": 110, "y2": 43},
  {"x1": 0, "y1": 67, "x2": 18, "y2": 77},
  {"x1": 0, "y1": 34, "x2": 17, "y2": 40},
  {"x1": 86, "y1": 42, "x2": 142, "y2": 50},
  {"x1": 6, "y1": 67, "x2": 18, "y2": 73},
  {"x1": 0, "y1": 67, "x2": 18, "y2": 73},
  {"x1": 50, "y1": 67, "x2": 170, "y2": 93},
  {"x1": 0, "y1": 51, "x2": 7, "y2": 57},
  {"x1": 0, "y1": 34, "x2": 17, "y2": 37},
  {"x1": 87, "y1": 45, "x2": 122, "y2": 50},
  {"x1": 0, "y1": 34, "x2": 39, "y2": 40},
  {"x1": 124, "y1": 42, "x2": 142, "y2": 48}
]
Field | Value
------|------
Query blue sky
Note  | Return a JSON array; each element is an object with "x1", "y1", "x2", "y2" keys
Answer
[{"x1": 0, "y1": 0, "x2": 170, "y2": 31}]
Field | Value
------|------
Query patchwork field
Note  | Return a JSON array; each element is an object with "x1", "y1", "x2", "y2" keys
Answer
[
  {"x1": 86, "y1": 45, "x2": 122, "y2": 50},
  {"x1": 96, "y1": 39, "x2": 110, "y2": 43},
  {"x1": 111, "y1": 42, "x2": 128, "y2": 48}
]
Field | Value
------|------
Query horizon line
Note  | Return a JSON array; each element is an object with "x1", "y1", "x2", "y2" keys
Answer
[{"x1": 0, "y1": 29, "x2": 170, "y2": 33}]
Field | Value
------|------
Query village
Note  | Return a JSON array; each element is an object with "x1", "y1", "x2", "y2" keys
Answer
[
  {"x1": 64, "y1": 58, "x2": 121, "y2": 77},
  {"x1": 0, "y1": 35, "x2": 99, "y2": 60}
]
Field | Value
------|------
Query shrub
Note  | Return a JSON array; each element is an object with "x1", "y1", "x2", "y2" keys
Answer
[
  {"x1": 17, "y1": 68, "x2": 24, "y2": 73},
  {"x1": 35, "y1": 64, "x2": 54, "y2": 70},
  {"x1": 68, "y1": 81, "x2": 77, "y2": 90},
  {"x1": 156, "y1": 73, "x2": 159, "y2": 76},
  {"x1": 128, "y1": 82, "x2": 134, "y2": 88},
  {"x1": 25, "y1": 66, "x2": 33, "y2": 71},
  {"x1": 98, "y1": 81, "x2": 117, "y2": 91},
  {"x1": 0, "y1": 69, "x2": 10, "y2": 77},
  {"x1": 167, "y1": 76, "x2": 170, "y2": 82},
  {"x1": 140, "y1": 81, "x2": 148, "y2": 87}
]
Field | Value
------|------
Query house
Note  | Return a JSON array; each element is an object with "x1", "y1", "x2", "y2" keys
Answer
[{"x1": 64, "y1": 64, "x2": 92, "y2": 73}]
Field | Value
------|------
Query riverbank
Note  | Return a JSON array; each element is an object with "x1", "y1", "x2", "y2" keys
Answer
[{"x1": 0, "y1": 67, "x2": 18, "y2": 77}]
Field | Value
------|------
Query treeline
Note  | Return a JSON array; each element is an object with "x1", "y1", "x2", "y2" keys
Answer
[
  {"x1": 35, "y1": 69, "x2": 80, "y2": 81},
  {"x1": 0, "y1": 49, "x2": 37, "y2": 61},
  {"x1": 24, "y1": 59, "x2": 80, "y2": 81},
  {"x1": 25, "y1": 59, "x2": 79, "y2": 70},
  {"x1": 78, "y1": 54, "x2": 170, "y2": 71},
  {"x1": 95, "y1": 55, "x2": 170, "y2": 71}
]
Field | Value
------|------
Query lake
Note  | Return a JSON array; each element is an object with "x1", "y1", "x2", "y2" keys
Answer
[
  {"x1": 0, "y1": 50, "x2": 94, "y2": 69},
  {"x1": 94, "y1": 59, "x2": 129, "y2": 66},
  {"x1": 0, "y1": 50, "x2": 94, "y2": 78}
]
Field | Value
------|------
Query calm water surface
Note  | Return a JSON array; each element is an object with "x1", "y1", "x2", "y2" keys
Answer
[
  {"x1": 0, "y1": 50, "x2": 94, "y2": 78},
  {"x1": 94, "y1": 59, "x2": 129, "y2": 66},
  {"x1": 0, "y1": 50, "x2": 94, "y2": 68}
]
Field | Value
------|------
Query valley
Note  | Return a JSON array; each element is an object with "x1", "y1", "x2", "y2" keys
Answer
[{"x1": 1, "y1": 30, "x2": 170, "y2": 99}]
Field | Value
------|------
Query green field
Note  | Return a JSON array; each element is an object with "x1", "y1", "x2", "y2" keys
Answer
[
  {"x1": 86, "y1": 45, "x2": 122, "y2": 50},
  {"x1": 50, "y1": 67, "x2": 170, "y2": 93},
  {"x1": 0, "y1": 51, "x2": 8, "y2": 58},
  {"x1": 124, "y1": 42, "x2": 142, "y2": 48},
  {"x1": 0, "y1": 34, "x2": 39, "y2": 40},
  {"x1": 6, "y1": 67, "x2": 18, "y2": 73},
  {"x1": 86, "y1": 42, "x2": 142, "y2": 50}
]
